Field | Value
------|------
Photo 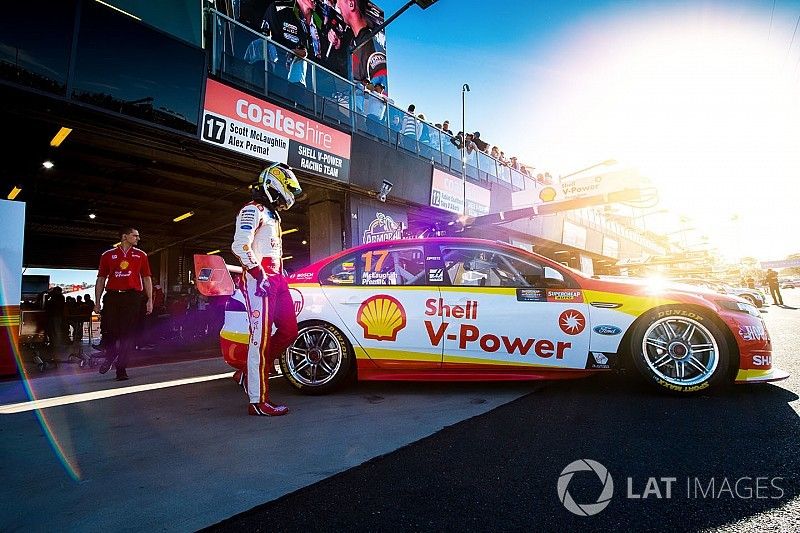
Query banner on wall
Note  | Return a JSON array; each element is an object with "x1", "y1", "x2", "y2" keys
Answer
[
  {"x1": 354, "y1": 198, "x2": 407, "y2": 245},
  {"x1": 511, "y1": 169, "x2": 643, "y2": 208},
  {"x1": 200, "y1": 79, "x2": 351, "y2": 181},
  {"x1": 430, "y1": 169, "x2": 490, "y2": 216}
]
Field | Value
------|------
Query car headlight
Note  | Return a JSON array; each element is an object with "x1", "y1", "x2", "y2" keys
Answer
[{"x1": 716, "y1": 299, "x2": 760, "y2": 317}]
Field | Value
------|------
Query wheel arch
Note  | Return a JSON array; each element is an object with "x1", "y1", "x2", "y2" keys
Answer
[{"x1": 618, "y1": 303, "x2": 740, "y2": 380}]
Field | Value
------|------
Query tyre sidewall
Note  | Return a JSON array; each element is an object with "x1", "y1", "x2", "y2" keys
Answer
[
  {"x1": 630, "y1": 307, "x2": 730, "y2": 395},
  {"x1": 280, "y1": 322, "x2": 353, "y2": 395}
]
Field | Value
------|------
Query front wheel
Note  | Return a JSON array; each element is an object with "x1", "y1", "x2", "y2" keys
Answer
[
  {"x1": 280, "y1": 323, "x2": 353, "y2": 395},
  {"x1": 630, "y1": 307, "x2": 730, "y2": 394}
]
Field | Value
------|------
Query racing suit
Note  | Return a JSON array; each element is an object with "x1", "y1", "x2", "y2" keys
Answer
[{"x1": 231, "y1": 201, "x2": 298, "y2": 404}]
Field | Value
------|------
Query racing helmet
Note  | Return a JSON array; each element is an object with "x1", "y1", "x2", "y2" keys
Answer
[{"x1": 253, "y1": 163, "x2": 303, "y2": 210}]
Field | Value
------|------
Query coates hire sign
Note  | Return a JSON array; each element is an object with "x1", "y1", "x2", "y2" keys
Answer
[{"x1": 200, "y1": 79, "x2": 351, "y2": 181}]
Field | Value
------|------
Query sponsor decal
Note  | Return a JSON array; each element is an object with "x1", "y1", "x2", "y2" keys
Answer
[
  {"x1": 240, "y1": 225, "x2": 253, "y2": 230},
  {"x1": 656, "y1": 378, "x2": 710, "y2": 392},
  {"x1": 586, "y1": 352, "x2": 611, "y2": 369},
  {"x1": 547, "y1": 290, "x2": 584, "y2": 303},
  {"x1": 593, "y1": 325, "x2": 622, "y2": 336},
  {"x1": 426, "y1": 256, "x2": 441, "y2": 262},
  {"x1": 119, "y1": 260, "x2": 129, "y2": 270},
  {"x1": 111, "y1": 255, "x2": 118, "y2": 259},
  {"x1": 294, "y1": 271, "x2": 313, "y2": 280},
  {"x1": 657, "y1": 309, "x2": 704, "y2": 321},
  {"x1": 362, "y1": 212, "x2": 402, "y2": 243},
  {"x1": 197, "y1": 268, "x2": 212, "y2": 282},
  {"x1": 428, "y1": 268, "x2": 444, "y2": 282},
  {"x1": 752, "y1": 355, "x2": 772, "y2": 367},
  {"x1": 357, "y1": 295, "x2": 407, "y2": 341},
  {"x1": 251, "y1": 310, "x2": 260, "y2": 318},
  {"x1": 540, "y1": 187, "x2": 557, "y2": 202},
  {"x1": 738, "y1": 324, "x2": 768, "y2": 342},
  {"x1": 242, "y1": 244, "x2": 250, "y2": 252},
  {"x1": 423, "y1": 298, "x2": 572, "y2": 359},
  {"x1": 517, "y1": 288, "x2": 547, "y2": 302},
  {"x1": 289, "y1": 288, "x2": 304, "y2": 316},
  {"x1": 559, "y1": 309, "x2": 586, "y2": 335}
]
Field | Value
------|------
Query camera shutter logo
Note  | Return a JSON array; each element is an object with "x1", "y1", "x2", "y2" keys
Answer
[{"x1": 557, "y1": 459, "x2": 614, "y2": 516}]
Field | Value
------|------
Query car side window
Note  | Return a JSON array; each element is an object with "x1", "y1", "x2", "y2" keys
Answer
[
  {"x1": 359, "y1": 246, "x2": 426, "y2": 286},
  {"x1": 441, "y1": 246, "x2": 570, "y2": 288},
  {"x1": 320, "y1": 254, "x2": 358, "y2": 285}
]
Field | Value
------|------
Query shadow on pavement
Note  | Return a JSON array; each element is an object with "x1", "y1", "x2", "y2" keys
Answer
[{"x1": 206, "y1": 372, "x2": 799, "y2": 532}]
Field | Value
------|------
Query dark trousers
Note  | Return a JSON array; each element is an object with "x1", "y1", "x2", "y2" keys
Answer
[
  {"x1": 103, "y1": 291, "x2": 143, "y2": 371},
  {"x1": 769, "y1": 285, "x2": 783, "y2": 306}
]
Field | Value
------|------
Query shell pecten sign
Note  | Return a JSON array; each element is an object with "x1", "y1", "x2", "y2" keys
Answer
[{"x1": 356, "y1": 295, "x2": 407, "y2": 341}]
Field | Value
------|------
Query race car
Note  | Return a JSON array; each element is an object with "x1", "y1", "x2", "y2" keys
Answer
[
  {"x1": 670, "y1": 278, "x2": 767, "y2": 308},
  {"x1": 198, "y1": 238, "x2": 787, "y2": 395}
]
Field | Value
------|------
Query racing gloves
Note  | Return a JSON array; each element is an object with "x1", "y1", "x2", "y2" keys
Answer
[{"x1": 247, "y1": 266, "x2": 270, "y2": 297}]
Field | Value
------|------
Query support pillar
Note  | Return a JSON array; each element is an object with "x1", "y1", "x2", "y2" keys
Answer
[{"x1": 307, "y1": 189, "x2": 344, "y2": 264}]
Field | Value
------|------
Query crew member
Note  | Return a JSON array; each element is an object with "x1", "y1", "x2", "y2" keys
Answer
[
  {"x1": 94, "y1": 227, "x2": 153, "y2": 381},
  {"x1": 231, "y1": 164, "x2": 302, "y2": 416}
]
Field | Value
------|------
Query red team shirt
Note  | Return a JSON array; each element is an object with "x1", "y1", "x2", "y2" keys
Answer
[{"x1": 98, "y1": 246, "x2": 152, "y2": 291}]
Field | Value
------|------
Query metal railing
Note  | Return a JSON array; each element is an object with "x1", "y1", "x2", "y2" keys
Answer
[{"x1": 207, "y1": 9, "x2": 536, "y2": 191}]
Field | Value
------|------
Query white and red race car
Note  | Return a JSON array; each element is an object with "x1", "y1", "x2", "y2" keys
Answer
[{"x1": 197, "y1": 237, "x2": 787, "y2": 395}]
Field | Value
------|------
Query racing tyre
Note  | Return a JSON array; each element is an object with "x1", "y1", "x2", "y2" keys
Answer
[
  {"x1": 630, "y1": 306, "x2": 730, "y2": 394},
  {"x1": 280, "y1": 323, "x2": 353, "y2": 395}
]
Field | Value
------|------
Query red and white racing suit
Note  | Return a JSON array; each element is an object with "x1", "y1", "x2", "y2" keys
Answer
[{"x1": 231, "y1": 201, "x2": 298, "y2": 404}]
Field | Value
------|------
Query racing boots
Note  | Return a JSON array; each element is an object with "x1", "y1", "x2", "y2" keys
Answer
[{"x1": 248, "y1": 402, "x2": 289, "y2": 416}]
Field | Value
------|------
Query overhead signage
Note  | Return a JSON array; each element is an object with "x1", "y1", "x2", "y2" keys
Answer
[
  {"x1": 200, "y1": 79, "x2": 351, "y2": 181},
  {"x1": 430, "y1": 169, "x2": 490, "y2": 215},
  {"x1": 511, "y1": 169, "x2": 643, "y2": 208}
]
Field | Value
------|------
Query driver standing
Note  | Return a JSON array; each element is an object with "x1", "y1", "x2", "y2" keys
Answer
[{"x1": 231, "y1": 164, "x2": 303, "y2": 416}]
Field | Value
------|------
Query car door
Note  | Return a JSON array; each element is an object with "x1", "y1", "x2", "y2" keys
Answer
[
  {"x1": 435, "y1": 243, "x2": 592, "y2": 371},
  {"x1": 320, "y1": 243, "x2": 442, "y2": 370}
]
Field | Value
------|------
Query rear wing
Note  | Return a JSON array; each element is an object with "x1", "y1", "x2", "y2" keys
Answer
[{"x1": 194, "y1": 254, "x2": 237, "y2": 297}]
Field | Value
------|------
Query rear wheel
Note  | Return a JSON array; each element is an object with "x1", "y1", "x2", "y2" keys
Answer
[
  {"x1": 280, "y1": 323, "x2": 353, "y2": 395},
  {"x1": 630, "y1": 307, "x2": 730, "y2": 394}
]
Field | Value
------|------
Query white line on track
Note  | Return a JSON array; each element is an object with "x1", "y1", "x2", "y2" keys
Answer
[{"x1": 0, "y1": 373, "x2": 283, "y2": 414}]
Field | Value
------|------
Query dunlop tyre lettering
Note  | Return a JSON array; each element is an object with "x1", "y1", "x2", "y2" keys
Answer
[{"x1": 630, "y1": 306, "x2": 730, "y2": 395}]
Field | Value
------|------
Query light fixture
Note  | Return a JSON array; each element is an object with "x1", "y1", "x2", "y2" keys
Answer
[
  {"x1": 50, "y1": 127, "x2": 73, "y2": 147},
  {"x1": 173, "y1": 211, "x2": 194, "y2": 222},
  {"x1": 377, "y1": 179, "x2": 393, "y2": 202},
  {"x1": 89, "y1": 212, "x2": 96, "y2": 219},
  {"x1": 42, "y1": 161, "x2": 54, "y2": 169},
  {"x1": 301, "y1": 240, "x2": 308, "y2": 245},
  {"x1": 94, "y1": 0, "x2": 141, "y2": 20},
  {"x1": 554, "y1": 250, "x2": 570, "y2": 255},
  {"x1": 282, "y1": 255, "x2": 293, "y2": 261},
  {"x1": 207, "y1": 249, "x2": 221, "y2": 255},
  {"x1": 7, "y1": 186, "x2": 22, "y2": 200},
  {"x1": 281, "y1": 228, "x2": 298, "y2": 235}
]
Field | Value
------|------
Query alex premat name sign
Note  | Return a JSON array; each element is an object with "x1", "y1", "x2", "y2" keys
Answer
[{"x1": 200, "y1": 79, "x2": 351, "y2": 181}]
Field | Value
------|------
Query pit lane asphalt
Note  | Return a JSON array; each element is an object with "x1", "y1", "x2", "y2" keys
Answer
[
  {"x1": 209, "y1": 291, "x2": 800, "y2": 533},
  {"x1": 2, "y1": 292, "x2": 798, "y2": 531}
]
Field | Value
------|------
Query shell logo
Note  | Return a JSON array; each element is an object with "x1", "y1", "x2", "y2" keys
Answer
[
  {"x1": 356, "y1": 295, "x2": 407, "y2": 341},
  {"x1": 539, "y1": 187, "x2": 557, "y2": 202},
  {"x1": 119, "y1": 260, "x2": 129, "y2": 269},
  {"x1": 289, "y1": 288, "x2": 304, "y2": 316}
]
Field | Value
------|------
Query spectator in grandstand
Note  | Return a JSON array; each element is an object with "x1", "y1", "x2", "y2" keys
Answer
[
  {"x1": 490, "y1": 146, "x2": 500, "y2": 159},
  {"x1": 442, "y1": 121, "x2": 454, "y2": 136},
  {"x1": 464, "y1": 133, "x2": 478, "y2": 155},
  {"x1": 364, "y1": 82, "x2": 387, "y2": 137},
  {"x1": 402, "y1": 104, "x2": 417, "y2": 137},
  {"x1": 451, "y1": 131, "x2": 464, "y2": 150},
  {"x1": 335, "y1": 0, "x2": 387, "y2": 89},
  {"x1": 499, "y1": 151, "x2": 508, "y2": 165},
  {"x1": 510, "y1": 156, "x2": 520, "y2": 170},
  {"x1": 472, "y1": 131, "x2": 488, "y2": 152},
  {"x1": 417, "y1": 113, "x2": 430, "y2": 143}
]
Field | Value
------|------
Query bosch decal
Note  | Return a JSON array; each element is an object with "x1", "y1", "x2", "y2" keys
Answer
[{"x1": 593, "y1": 325, "x2": 622, "y2": 336}]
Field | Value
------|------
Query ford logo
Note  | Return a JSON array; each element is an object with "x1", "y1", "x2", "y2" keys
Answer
[{"x1": 593, "y1": 325, "x2": 622, "y2": 336}]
